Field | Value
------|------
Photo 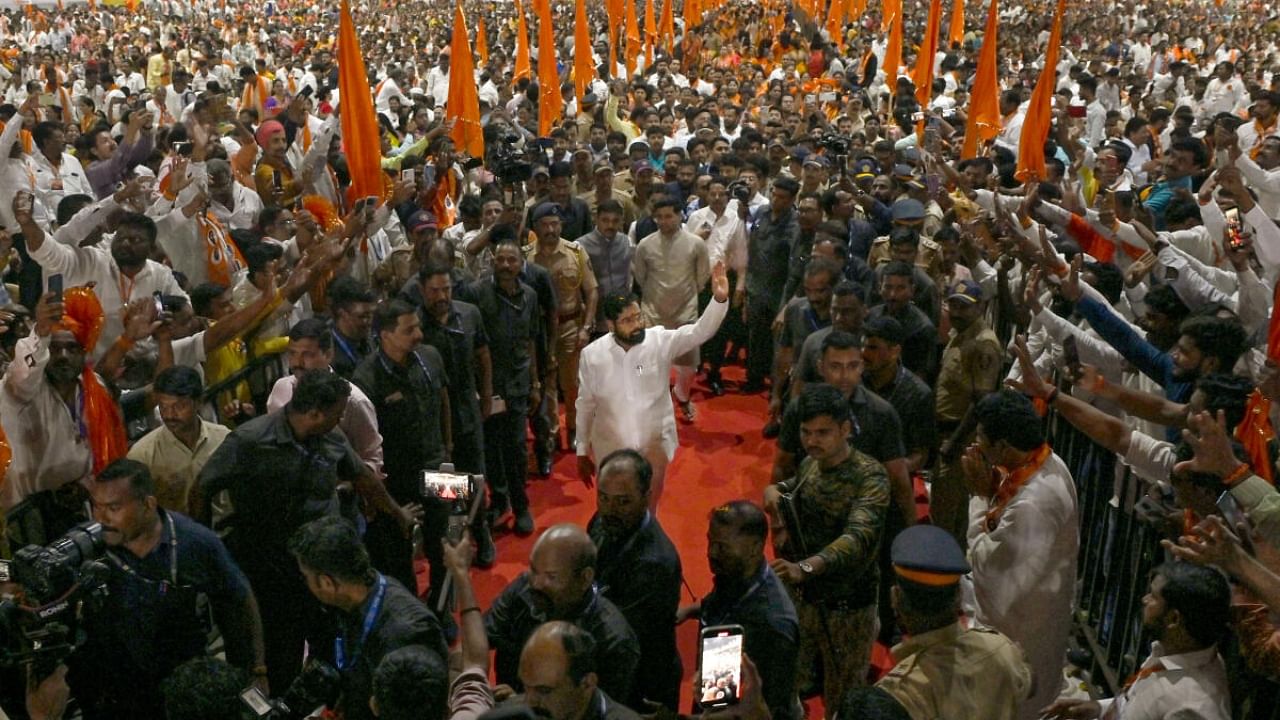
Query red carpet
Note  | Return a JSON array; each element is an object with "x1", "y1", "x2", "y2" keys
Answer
[{"x1": 463, "y1": 367, "x2": 896, "y2": 716}]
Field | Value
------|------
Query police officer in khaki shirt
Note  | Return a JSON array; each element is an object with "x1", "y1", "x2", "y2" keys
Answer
[
  {"x1": 580, "y1": 160, "x2": 640, "y2": 229},
  {"x1": 876, "y1": 525, "x2": 1032, "y2": 720},
  {"x1": 932, "y1": 279, "x2": 1002, "y2": 547},
  {"x1": 526, "y1": 202, "x2": 599, "y2": 451},
  {"x1": 867, "y1": 197, "x2": 945, "y2": 282}
]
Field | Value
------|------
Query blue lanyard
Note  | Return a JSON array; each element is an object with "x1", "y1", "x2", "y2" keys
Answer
[
  {"x1": 332, "y1": 330, "x2": 360, "y2": 365},
  {"x1": 335, "y1": 574, "x2": 387, "y2": 671}
]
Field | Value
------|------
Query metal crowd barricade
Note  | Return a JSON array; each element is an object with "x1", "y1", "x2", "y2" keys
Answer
[
  {"x1": 1049, "y1": 412, "x2": 1160, "y2": 694},
  {"x1": 1049, "y1": 410, "x2": 1280, "y2": 719}
]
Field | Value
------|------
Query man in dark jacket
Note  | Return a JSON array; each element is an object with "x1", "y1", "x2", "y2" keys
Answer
[{"x1": 586, "y1": 450, "x2": 683, "y2": 710}]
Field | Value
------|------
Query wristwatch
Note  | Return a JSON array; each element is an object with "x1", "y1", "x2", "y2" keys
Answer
[{"x1": 798, "y1": 560, "x2": 815, "y2": 575}]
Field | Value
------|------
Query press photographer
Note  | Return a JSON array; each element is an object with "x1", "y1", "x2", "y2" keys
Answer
[
  {"x1": 289, "y1": 515, "x2": 448, "y2": 720},
  {"x1": 7, "y1": 459, "x2": 267, "y2": 718}
]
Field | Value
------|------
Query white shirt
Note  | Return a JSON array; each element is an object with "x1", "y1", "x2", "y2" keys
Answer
[
  {"x1": 268, "y1": 373, "x2": 385, "y2": 480},
  {"x1": 426, "y1": 66, "x2": 450, "y2": 107},
  {"x1": 1203, "y1": 76, "x2": 1248, "y2": 118},
  {"x1": 210, "y1": 181, "x2": 265, "y2": 231},
  {"x1": 1096, "y1": 642, "x2": 1230, "y2": 719},
  {"x1": 30, "y1": 150, "x2": 93, "y2": 213},
  {"x1": 0, "y1": 114, "x2": 50, "y2": 233},
  {"x1": 576, "y1": 298, "x2": 727, "y2": 461},
  {"x1": 964, "y1": 451, "x2": 1078, "y2": 720},
  {"x1": 685, "y1": 201, "x2": 748, "y2": 274},
  {"x1": 0, "y1": 331, "x2": 95, "y2": 511},
  {"x1": 26, "y1": 201, "x2": 188, "y2": 358}
]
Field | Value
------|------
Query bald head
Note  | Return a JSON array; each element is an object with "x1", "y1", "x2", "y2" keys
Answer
[
  {"x1": 529, "y1": 525, "x2": 597, "y2": 620},
  {"x1": 519, "y1": 622, "x2": 598, "y2": 720}
]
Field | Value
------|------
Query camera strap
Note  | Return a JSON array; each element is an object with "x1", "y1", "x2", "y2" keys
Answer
[
  {"x1": 335, "y1": 573, "x2": 387, "y2": 671},
  {"x1": 107, "y1": 511, "x2": 180, "y2": 590}
]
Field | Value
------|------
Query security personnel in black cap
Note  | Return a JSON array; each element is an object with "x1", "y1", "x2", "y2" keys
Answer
[{"x1": 875, "y1": 525, "x2": 1032, "y2": 720}]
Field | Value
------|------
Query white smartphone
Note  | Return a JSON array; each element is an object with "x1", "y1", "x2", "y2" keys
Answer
[{"x1": 401, "y1": 168, "x2": 415, "y2": 184}]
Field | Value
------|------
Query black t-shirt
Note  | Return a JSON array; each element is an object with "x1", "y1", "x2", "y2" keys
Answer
[{"x1": 779, "y1": 384, "x2": 906, "y2": 464}]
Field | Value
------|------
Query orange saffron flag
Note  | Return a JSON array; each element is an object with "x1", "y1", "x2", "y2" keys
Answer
[
  {"x1": 476, "y1": 14, "x2": 489, "y2": 65},
  {"x1": 448, "y1": 0, "x2": 485, "y2": 159},
  {"x1": 514, "y1": 0, "x2": 533, "y2": 84},
  {"x1": 826, "y1": 0, "x2": 846, "y2": 48},
  {"x1": 961, "y1": 0, "x2": 1000, "y2": 158},
  {"x1": 684, "y1": 0, "x2": 700, "y2": 30},
  {"x1": 947, "y1": 0, "x2": 964, "y2": 48},
  {"x1": 607, "y1": 0, "x2": 622, "y2": 77},
  {"x1": 625, "y1": 0, "x2": 642, "y2": 76},
  {"x1": 644, "y1": 0, "x2": 656, "y2": 68},
  {"x1": 848, "y1": 0, "x2": 866, "y2": 22},
  {"x1": 535, "y1": 0, "x2": 563, "y2": 136},
  {"x1": 337, "y1": 0, "x2": 384, "y2": 201},
  {"x1": 1015, "y1": 0, "x2": 1066, "y2": 182},
  {"x1": 883, "y1": 0, "x2": 903, "y2": 96},
  {"x1": 658, "y1": 0, "x2": 675, "y2": 55},
  {"x1": 913, "y1": 0, "x2": 942, "y2": 107},
  {"x1": 574, "y1": 0, "x2": 595, "y2": 102}
]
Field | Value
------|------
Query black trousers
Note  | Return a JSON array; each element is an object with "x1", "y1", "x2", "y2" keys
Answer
[
  {"x1": 483, "y1": 396, "x2": 531, "y2": 513},
  {"x1": 699, "y1": 274, "x2": 747, "y2": 376},
  {"x1": 746, "y1": 295, "x2": 777, "y2": 386},
  {"x1": 228, "y1": 541, "x2": 334, "y2": 692},
  {"x1": 365, "y1": 495, "x2": 449, "y2": 606}
]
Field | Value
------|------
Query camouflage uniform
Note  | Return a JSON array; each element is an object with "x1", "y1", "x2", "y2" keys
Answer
[{"x1": 775, "y1": 451, "x2": 889, "y2": 714}]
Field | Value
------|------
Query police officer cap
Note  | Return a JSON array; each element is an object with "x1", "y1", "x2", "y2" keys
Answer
[
  {"x1": 891, "y1": 198, "x2": 926, "y2": 222},
  {"x1": 531, "y1": 202, "x2": 561, "y2": 223},
  {"x1": 891, "y1": 525, "x2": 970, "y2": 585}
]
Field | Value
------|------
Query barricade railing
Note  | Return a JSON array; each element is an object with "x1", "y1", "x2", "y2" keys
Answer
[{"x1": 1048, "y1": 411, "x2": 1280, "y2": 718}]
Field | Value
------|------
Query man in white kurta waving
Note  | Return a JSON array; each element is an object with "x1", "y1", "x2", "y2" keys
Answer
[
  {"x1": 961, "y1": 387, "x2": 1079, "y2": 720},
  {"x1": 576, "y1": 261, "x2": 729, "y2": 509}
]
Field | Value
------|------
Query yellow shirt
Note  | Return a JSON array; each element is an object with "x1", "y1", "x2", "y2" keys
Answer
[{"x1": 127, "y1": 420, "x2": 231, "y2": 513}]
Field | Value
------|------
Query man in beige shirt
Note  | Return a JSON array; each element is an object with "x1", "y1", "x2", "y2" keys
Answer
[
  {"x1": 526, "y1": 202, "x2": 599, "y2": 452},
  {"x1": 634, "y1": 195, "x2": 711, "y2": 422},
  {"x1": 127, "y1": 366, "x2": 230, "y2": 515}
]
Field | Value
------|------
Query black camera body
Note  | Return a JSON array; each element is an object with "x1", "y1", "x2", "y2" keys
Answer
[
  {"x1": 241, "y1": 659, "x2": 342, "y2": 720},
  {"x1": 818, "y1": 133, "x2": 851, "y2": 156},
  {"x1": 0, "y1": 522, "x2": 109, "y2": 669},
  {"x1": 491, "y1": 132, "x2": 533, "y2": 184},
  {"x1": 728, "y1": 180, "x2": 752, "y2": 203}
]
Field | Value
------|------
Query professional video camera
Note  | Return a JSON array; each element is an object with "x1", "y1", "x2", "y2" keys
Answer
[
  {"x1": 728, "y1": 179, "x2": 752, "y2": 204},
  {"x1": 0, "y1": 522, "x2": 109, "y2": 669},
  {"x1": 240, "y1": 659, "x2": 342, "y2": 720},
  {"x1": 817, "y1": 133, "x2": 851, "y2": 156},
  {"x1": 486, "y1": 128, "x2": 533, "y2": 185}
]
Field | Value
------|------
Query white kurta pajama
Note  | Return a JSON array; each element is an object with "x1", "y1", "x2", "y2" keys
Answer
[
  {"x1": 575, "y1": 297, "x2": 728, "y2": 494},
  {"x1": 964, "y1": 451, "x2": 1079, "y2": 720}
]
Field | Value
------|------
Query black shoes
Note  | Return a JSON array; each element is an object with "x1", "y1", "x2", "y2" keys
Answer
[
  {"x1": 707, "y1": 373, "x2": 725, "y2": 396},
  {"x1": 514, "y1": 508, "x2": 535, "y2": 536}
]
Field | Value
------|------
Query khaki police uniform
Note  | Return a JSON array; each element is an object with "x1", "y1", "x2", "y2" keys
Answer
[
  {"x1": 877, "y1": 623, "x2": 1033, "y2": 720},
  {"x1": 526, "y1": 238, "x2": 597, "y2": 439},
  {"x1": 932, "y1": 318, "x2": 1002, "y2": 545}
]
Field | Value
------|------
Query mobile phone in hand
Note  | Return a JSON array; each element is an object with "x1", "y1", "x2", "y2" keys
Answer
[
  {"x1": 697, "y1": 625, "x2": 744, "y2": 710},
  {"x1": 48, "y1": 273, "x2": 64, "y2": 300}
]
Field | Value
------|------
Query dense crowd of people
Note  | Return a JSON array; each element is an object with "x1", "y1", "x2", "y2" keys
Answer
[{"x1": 0, "y1": 0, "x2": 1279, "y2": 718}]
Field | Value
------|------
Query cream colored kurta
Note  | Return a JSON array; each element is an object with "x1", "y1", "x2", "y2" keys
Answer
[{"x1": 964, "y1": 451, "x2": 1079, "y2": 720}]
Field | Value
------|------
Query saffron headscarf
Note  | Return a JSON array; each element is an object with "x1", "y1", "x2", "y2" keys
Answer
[{"x1": 50, "y1": 286, "x2": 127, "y2": 475}]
